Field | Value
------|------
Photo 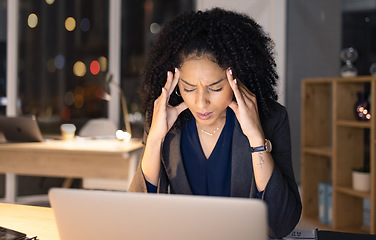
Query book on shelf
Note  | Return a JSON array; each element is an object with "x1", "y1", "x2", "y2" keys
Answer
[{"x1": 318, "y1": 182, "x2": 332, "y2": 226}]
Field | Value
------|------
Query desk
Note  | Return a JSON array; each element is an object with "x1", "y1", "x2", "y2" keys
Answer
[
  {"x1": 0, "y1": 203, "x2": 59, "y2": 240},
  {"x1": 0, "y1": 139, "x2": 144, "y2": 203}
]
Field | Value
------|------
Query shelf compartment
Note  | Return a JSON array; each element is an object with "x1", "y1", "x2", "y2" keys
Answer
[
  {"x1": 302, "y1": 82, "x2": 332, "y2": 148},
  {"x1": 301, "y1": 153, "x2": 331, "y2": 220},
  {"x1": 334, "y1": 81, "x2": 370, "y2": 122},
  {"x1": 333, "y1": 192, "x2": 366, "y2": 232},
  {"x1": 334, "y1": 126, "x2": 366, "y2": 188}
]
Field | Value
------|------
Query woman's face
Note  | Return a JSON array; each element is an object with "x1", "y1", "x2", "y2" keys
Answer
[{"x1": 178, "y1": 55, "x2": 234, "y2": 127}]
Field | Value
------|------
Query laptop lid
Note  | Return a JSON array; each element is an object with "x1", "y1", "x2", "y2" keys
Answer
[
  {"x1": 48, "y1": 188, "x2": 268, "y2": 240},
  {"x1": 0, "y1": 116, "x2": 43, "y2": 142}
]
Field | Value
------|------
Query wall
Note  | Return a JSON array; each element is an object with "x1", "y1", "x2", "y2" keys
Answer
[
  {"x1": 286, "y1": 0, "x2": 342, "y2": 183},
  {"x1": 196, "y1": 0, "x2": 287, "y2": 105}
]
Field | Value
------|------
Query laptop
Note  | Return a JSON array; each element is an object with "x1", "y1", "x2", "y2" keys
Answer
[
  {"x1": 48, "y1": 188, "x2": 268, "y2": 240},
  {"x1": 0, "y1": 116, "x2": 43, "y2": 142}
]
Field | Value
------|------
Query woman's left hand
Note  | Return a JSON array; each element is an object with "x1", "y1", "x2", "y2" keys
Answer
[{"x1": 226, "y1": 68, "x2": 265, "y2": 146}]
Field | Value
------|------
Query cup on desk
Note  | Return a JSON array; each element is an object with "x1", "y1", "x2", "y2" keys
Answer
[{"x1": 60, "y1": 124, "x2": 76, "y2": 141}]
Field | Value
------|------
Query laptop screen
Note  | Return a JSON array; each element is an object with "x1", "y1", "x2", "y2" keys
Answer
[
  {"x1": 49, "y1": 188, "x2": 268, "y2": 240},
  {"x1": 0, "y1": 116, "x2": 43, "y2": 142}
]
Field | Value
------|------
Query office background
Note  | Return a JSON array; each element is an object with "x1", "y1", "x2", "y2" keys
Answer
[{"x1": 0, "y1": 0, "x2": 375, "y2": 197}]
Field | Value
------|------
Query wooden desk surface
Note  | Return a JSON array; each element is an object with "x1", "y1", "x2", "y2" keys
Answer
[
  {"x1": 0, "y1": 139, "x2": 144, "y2": 179},
  {"x1": 0, "y1": 138, "x2": 143, "y2": 154},
  {"x1": 0, "y1": 203, "x2": 60, "y2": 240}
]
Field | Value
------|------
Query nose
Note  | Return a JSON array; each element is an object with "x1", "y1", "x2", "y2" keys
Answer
[{"x1": 195, "y1": 88, "x2": 210, "y2": 108}]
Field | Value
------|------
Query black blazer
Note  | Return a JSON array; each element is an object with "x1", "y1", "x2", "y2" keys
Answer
[{"x1": 129, "y1": 101, "x2": 302, "y2": 239}]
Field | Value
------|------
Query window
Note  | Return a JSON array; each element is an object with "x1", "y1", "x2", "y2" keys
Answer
[
  {"x1": 18, "y1": 0, "x2": 109, "y2": 133},
  {"x1": 7, "y1": 0, "x2": 194, "y2": 136}
]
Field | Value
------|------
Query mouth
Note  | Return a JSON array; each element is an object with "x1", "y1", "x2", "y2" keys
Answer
[{"x1": 196, "y1": 112, "x2": 213, "y2": 120}]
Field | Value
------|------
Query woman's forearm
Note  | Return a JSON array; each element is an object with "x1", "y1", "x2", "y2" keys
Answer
[{"x1": 141, "y1": 135, "x2": 163, "y2": 186}]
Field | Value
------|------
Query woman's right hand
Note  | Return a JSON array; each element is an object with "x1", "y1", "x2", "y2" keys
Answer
[{"x1": 148, "y1": 68, "x2": 188, "y2": 142}]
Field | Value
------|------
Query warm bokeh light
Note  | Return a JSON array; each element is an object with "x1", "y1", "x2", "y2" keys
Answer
[
  {"x1": 28, "y1": 13, "x2": 38, "y2": 28},
  {"x1": 80, "y1": 18, "x2": 91, "y2": 32},
  {"x1": 65, "y1": 17, "x2": 76, "y2": 31},
  {"x1": 54, "y1": 54, "x2": 65, "y2": 69},
  {"x1": 74, "y1": 94, "x2": 84, "y2": 109},
  {"x1": 90, "y1": 60, "x2": 100, "y2": 75},
  {"x1": 73, "y1": 61, "x2": 86, "y2": 77},
  {"x1": 45, "y1": 0, "x2": 55, "y2": 5},
  {"x1": 98, "y1": 56, "x2": 107, "y2": 72}
]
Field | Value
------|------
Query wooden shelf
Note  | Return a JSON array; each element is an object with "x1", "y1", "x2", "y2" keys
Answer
[
  {"x1": 303, "y1": 146, "x2": 332, "y2": 157},
  {"x1": 336, "y1": 186, "x2": 371, "y2": 199},
  {"x1": 301, "y1": 76, "x2": 376, "y2": 234},
  {"x1": 336, "y1": 120, "x2": 371, "y2": 128}
]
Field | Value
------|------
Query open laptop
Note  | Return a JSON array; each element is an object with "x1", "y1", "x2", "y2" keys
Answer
[
  {"x1": 0, "y1": 116, "x2": 43, "y2": 142},
  {"x1": 48, "y1": 188, "x2": 268, "y2": 240}
]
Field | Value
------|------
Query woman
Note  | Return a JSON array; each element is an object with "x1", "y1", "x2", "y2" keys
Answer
[{"x1": 129, "y1": 8, "x2": 301, "y2": 239}]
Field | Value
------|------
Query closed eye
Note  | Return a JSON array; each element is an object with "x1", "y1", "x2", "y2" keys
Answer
[
  {"x1": 209, "y1": 87, "x2": 223, "y2": 92},
  {"x1": 184, "y1": 88, "x2": 196, "y2": 92}
]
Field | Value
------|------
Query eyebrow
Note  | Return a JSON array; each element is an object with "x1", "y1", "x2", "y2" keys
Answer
[{"x1": 180, "y1": 78, "x2": 226, "y2": 87}]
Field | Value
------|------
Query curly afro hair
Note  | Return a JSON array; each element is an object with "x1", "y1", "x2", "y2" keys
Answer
[{"x1": 140, "y1": 7, "x2": 279, "y2": 129}]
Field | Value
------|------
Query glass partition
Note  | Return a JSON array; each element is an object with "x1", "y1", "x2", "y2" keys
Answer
[{"x1": 18, "y1": 0, "x2": 109, "y2": 133}]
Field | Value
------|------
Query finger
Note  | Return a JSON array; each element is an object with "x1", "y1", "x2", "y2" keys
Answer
[
  {"x1": 163, "y1": 71, "x2": 174, "y2": 93},
  {"x1": 226, "y1": 68, "x2": 236, "y2": 91},
  {"x1": 168, "y1": 68, "x2": 180, "y2": 96},
  {"x1": 226, "y1": 68, "x2": 244, "y2": 105},
  {"x1": 160, "y1": 87, "x2": 169, "y2": 104}
]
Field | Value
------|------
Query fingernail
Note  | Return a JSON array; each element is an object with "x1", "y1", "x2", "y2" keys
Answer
[
  {"x1": 167, "y1": 71, "x2": 170, "y2": 77},
  {"x1": 175, "y1": 67, "x2": 179, "y2": 73},
  {"x1": 234, "y1": 78, "x2": 237, "y2": 84},
  {"x1": 228, "y1": 68, "x2": 233, "y2": 76}
]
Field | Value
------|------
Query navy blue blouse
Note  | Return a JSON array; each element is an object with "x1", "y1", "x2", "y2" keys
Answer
[
  {"x1": 180, "y1": 108, "x2": 235, "y2": 196},
  {"x1": 145, "y1": 108, "x2": 264, "y2": 198},
  {"x1": 146, "y1": 108, "x2": 235, "y2": 195}
]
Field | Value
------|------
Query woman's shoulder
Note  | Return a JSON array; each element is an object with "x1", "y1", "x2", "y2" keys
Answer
[
  {"x1": 266, "y1": 100, "x2": 288, "y2": 119},
  {"x1": 260, "y1": 100, "x2": 289, "y2": 132}
]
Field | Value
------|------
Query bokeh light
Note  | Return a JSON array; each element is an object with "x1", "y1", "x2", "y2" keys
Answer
[
  {"x1": 150, "y1": 23, "x2": 161, "y2": 34},
  {"x1": 54, "y1": 54, "x2": 65, "y2": 69},
  {"x1": 98, "y1": 56, "x2": 107, "y2": 72},
  {"x1": 64, "y1": 91, "x2": 75, "y2": 106},
  {"x1": 80, "y1": 18, "x2": 91, "y2": 32},
  {"x1": 74, "y1": 94, "x2": 84, "y2": 109},
  {"x1": 61, "y1": 106, "x2": 71, "y2": 120},
  {"x1": 65, "y1": 17, "x2": 76, "y2": 31},
  {"x1": 45, "y1": 0, "x2": 55, "y2": 5},
  {"x1": 28, "y1": 13, "x2": 38, "y2": 28},
  {"x1": 73, "y1": 61, "x2": 86, "y2": 77},
  {"x1": 90, "y1": 60, "x2": 100, "y2": 75}
]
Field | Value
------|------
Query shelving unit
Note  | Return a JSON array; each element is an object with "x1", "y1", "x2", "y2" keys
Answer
[{"x1": 301, "y1": 76, "x2": 376, "y2": 234}]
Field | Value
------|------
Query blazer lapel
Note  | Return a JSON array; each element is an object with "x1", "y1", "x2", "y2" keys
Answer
[
  {"x1": 162, "y1": 129, "x2": 193, "y2": 194},
  {"x1": 230, "y1": 119, "x2": 254, "y2": 197}
]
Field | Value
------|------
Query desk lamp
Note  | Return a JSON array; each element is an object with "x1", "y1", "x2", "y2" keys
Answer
[{"x1": 104, "y1": 73, "x2": 132, "y2": 142}]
